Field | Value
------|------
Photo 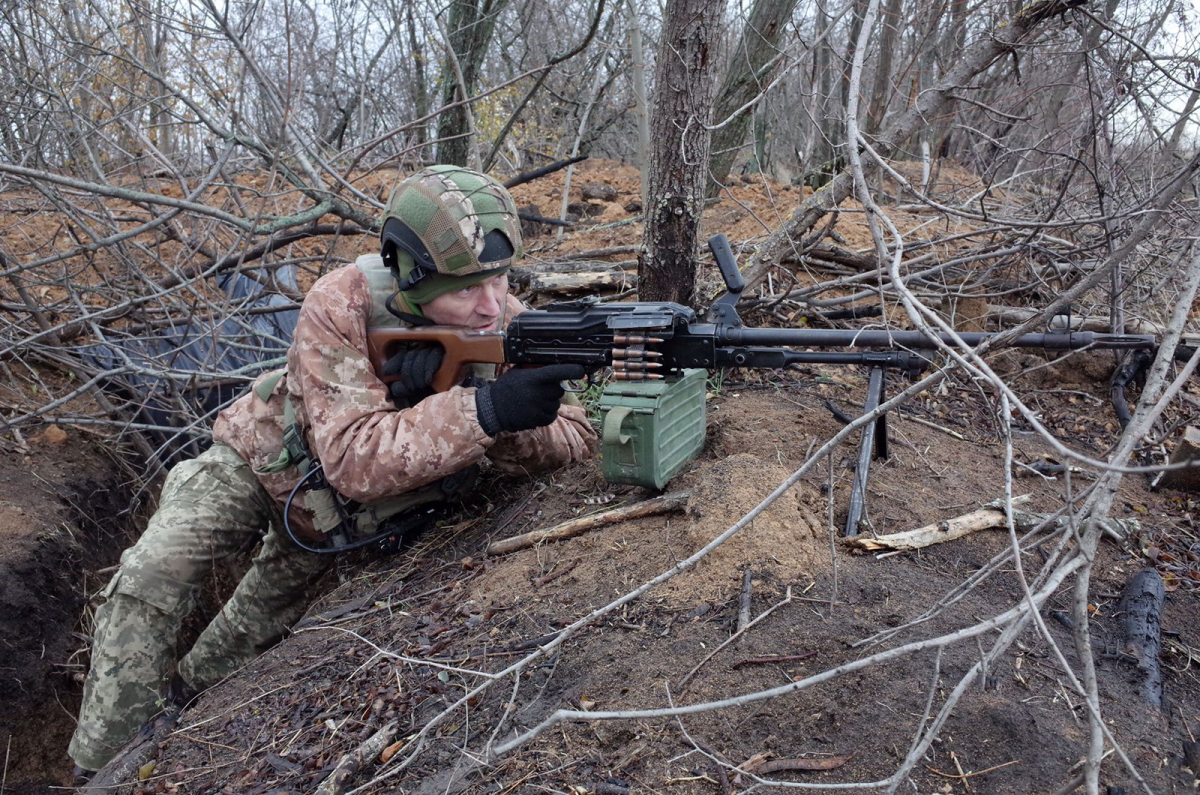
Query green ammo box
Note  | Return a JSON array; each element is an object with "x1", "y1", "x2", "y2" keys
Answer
[{"x1": 598, "y1": 369, "x2": 707, "y2": 490}]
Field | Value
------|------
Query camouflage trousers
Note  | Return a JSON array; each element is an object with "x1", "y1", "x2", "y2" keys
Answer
[{"x1": 68, "y1": 443, "x2": 331, "y2": 771}]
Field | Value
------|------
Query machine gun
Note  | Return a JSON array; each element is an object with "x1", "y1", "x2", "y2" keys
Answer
[{"x1": 367, "y1": 234, "x2": 1157, "y2": 535}]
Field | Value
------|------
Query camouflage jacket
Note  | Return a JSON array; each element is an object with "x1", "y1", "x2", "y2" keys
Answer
[{"x1": 212, "y1": 256, "x2": 596, "y2": 538}]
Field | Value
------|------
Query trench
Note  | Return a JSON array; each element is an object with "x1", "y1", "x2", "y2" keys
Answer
[{"x1": 0, "y1": 447, "x2": 136, "y2": 794}]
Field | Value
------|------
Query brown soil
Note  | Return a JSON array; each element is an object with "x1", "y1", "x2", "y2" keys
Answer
[{"x1": 126, "y1": 364, "x2": 1200, "y2": 795}]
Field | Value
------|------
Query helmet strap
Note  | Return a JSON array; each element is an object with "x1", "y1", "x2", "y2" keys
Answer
[
  {"x1": 384, "y1": 290, "x2": 435, "y2": 326},
  {"x1": 381, "y1": 218, "x2": 436, "y2": 290}
]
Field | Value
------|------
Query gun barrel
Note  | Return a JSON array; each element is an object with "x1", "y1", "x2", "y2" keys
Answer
[{"x1": 725, "y1": 328, "x2": 1157, "y2": 351}]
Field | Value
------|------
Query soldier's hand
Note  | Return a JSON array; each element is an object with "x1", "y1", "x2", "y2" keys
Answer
[
  {"x1": 381, "y1": 343, "x2": 444, "y2": 404},
  {"x1": 475, "y1": 364, "x2": 587, "y2": 436}
]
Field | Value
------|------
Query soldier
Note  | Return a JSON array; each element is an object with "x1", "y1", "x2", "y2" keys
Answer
[{"x1": 68, "y1": 166, "x2": 596, "y2": 779}]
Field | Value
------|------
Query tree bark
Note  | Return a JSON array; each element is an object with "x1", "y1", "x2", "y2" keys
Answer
[
  {"x1": 706, "y1": 0, "x2": 798, "y2": 193},
  {"x1": 839, "y1": 0, "x2": 871, "y2": 142},
  {"x1": 864, "y1": 0, "x2": 903, "y2": 134},
  {"x1": 627, "y1": 0, "x2": 651, "y2": 204},
  {"x1": 436, "y1": 0, "x2": 509, "y2": 166},
  {"x1": 638, "y1": 0, "x2": 727, "y2": 307},
  {"x1": 405, "y1": 2, "x2": 430, "y2": 146}
]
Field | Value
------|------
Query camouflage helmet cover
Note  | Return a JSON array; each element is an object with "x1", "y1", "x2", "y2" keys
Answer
[{"x1": 381, "y1": 165, "x2": 524, "y2": 281}]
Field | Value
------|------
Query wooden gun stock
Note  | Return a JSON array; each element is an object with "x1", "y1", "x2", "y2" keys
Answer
[{"x1": 366, "y1": 328, "x2": 507, "y2": 392}]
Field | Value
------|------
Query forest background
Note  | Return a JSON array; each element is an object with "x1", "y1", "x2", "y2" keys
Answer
[{"x1": 3, "y1": 0, "x2": 1200, "y2": 792}]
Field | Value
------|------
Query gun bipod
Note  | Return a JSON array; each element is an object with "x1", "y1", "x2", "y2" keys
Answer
[{"x1": 844, "y1": 366, "x2": 889, "y2": 537}]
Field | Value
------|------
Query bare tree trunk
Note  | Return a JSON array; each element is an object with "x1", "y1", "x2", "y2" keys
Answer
[
  {"x1": 637, "y1": 0, "x2": 727, "y2": 307},
  {"x1": 406, "y1": 2, "x2": 430, "y2": 147},
  {"x1": 436, "y1": 0, "x2": 509, "y2": 166},
  {"x1": 804, "y1": 5, "x2": 833, "y2": 168},
  {"x1": 864, "y1": 0, "x2": 903, "y2": 134},
  {"x1": 627, "y1": 0, "x2": 651, "y2": 205},
  {"x1": 706, "y1": 0, "x2": 798, "y2": 194},
  {"x1": 839, "y1": 0, "x2": 871, "y2": 144}
]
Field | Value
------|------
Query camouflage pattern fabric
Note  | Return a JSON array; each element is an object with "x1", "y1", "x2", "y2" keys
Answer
[
  {"x1": 71, "y1": 258, "x2": 596, "y2": 771},
  {"x1": 382, "y1": 164, "x2": 524, "y2": 276},
  {"x1": 68, "y1": 443, "x2": 329, "y2": 771},
  {"x1": 212, "y1": 259, "x2": 596, "y2": 540}
]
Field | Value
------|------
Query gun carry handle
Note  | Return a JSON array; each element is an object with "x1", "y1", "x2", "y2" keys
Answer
[
  {"x1": 366, "y1": 328, "x2": 507, "y2": 393},
  {"x1": 706, "y1": 233, "x2": 745, "y2": 329},
  {"x1": 708, "y1": 233, "x2": 744, "y2": 294}
]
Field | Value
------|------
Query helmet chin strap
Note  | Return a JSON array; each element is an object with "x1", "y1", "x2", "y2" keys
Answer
[
  {"x1": 384, "y1": 289, "x2": 435, "y2": 327},
  {"x1": 386, "y1": 240, "x2": 434, "y2": 292}
]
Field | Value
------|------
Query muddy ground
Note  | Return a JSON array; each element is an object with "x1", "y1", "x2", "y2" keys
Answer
[{"x1": 1, "y1": 160, "x2": 1198, "y2": 793}]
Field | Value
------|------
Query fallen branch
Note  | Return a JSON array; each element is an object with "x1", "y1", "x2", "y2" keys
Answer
[
  {"x1": 731, "y1": 651, "x2": 818, "y2": 669},
  {"x1": 986, "y1": 304, "x2": 1166, "y2": 337},
  {"x1": 1120, "y1": 568, "x2": 1165, "y2": 709},
  {"x1": 314, "y1": 721, "x2": 397, "y2": 795},
  {"x1": 845, "y1": 495, "x2": 1032, "y2": 551},
  {"x1": 744, "y1": 754, "x2": 852, "y2": 774},
  {"x1": 925, "y1": 759, "x2": 1020, "y2": 782},
  {"x1": 502, "y1": 155, "x2": 588, "y2": 190},
  {"x1": 897, "y1": 412, "x2": 969, "y2": 442},
  {"x1": 562, "y1": 245, "x2": 640, "y2": 260},
  {"x1": 528, "y1": 270, "x2": 636, "y2": 294},
  {"x1": 486, "y1": 491, "x2": 690, "y2": 555}
]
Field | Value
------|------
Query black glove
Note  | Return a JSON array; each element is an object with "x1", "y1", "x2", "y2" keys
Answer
[
  {"x1": 475, "y1": 364, "x2": 586, "y2": 436},
  {"x1": 380, "y1": 343, "x2": 444, "y2": 404}
]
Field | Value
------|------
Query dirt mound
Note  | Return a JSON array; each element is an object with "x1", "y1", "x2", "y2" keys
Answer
[{"x1": 663, "y1": 453, "x2": 823, "y2": 603}]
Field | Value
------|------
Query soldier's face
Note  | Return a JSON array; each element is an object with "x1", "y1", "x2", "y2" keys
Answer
[{"x1": 422, "y1": 272, "x2": 510, "y2": 332}]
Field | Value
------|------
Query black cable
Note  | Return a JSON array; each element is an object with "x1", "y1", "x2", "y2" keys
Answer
[{"x1": 283, "y1": 464, "x2": 446, "y2": 555}]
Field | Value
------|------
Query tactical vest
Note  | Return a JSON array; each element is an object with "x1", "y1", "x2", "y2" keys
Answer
[{"x1": 254, "y1": 254, "x2": 500, "y2": 547}]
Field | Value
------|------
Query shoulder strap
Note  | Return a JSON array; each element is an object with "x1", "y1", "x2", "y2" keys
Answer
[
  {"x1": 257, "y1": 395, "x2": 312, "y2": 474},
  {"x1": 355, "y1": 254, "x2": 405, "y2": 329}
]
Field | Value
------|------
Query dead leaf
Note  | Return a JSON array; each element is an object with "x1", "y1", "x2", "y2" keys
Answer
[{"x1": 379, "y1": 739, "x2": 403, "y2": 764}]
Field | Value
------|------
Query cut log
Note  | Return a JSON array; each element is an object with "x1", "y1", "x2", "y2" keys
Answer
[
  {"x1": 845, "y1": 495, "x2": 1031, "y2": 551},
  {"x1": 486, "y1": 491, "x2": 690, "y2": 555},
  {"x1": 528, "y1": 270, "x2": 637, "y2": 294},
  {"x1": 1120, "y1": 568, "x2": 1165, "y2": 709}
]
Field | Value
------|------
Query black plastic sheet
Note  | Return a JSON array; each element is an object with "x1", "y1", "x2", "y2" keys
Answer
[{"x1": 79, "y1": 265, "x2": 300, "y2": 460}]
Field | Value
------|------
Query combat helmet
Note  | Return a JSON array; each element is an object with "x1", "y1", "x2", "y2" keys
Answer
[{"x1": 380, "y1": 165, "x2": 524, "y2": 304}]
